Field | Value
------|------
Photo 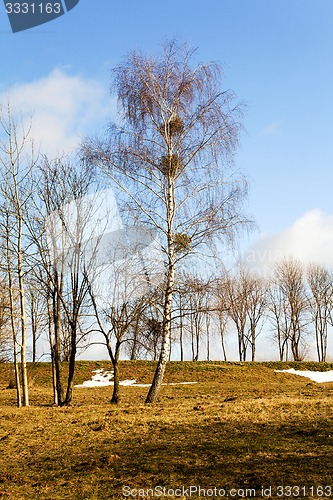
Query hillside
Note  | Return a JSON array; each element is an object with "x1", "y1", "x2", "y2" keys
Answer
[{"x1": 1, "y1": 361, "x2": 333, "y2": 499}]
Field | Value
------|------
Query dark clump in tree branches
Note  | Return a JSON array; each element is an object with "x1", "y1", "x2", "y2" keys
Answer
[{"x1": 82, "y1": 39, "x2": 251, "y2": 403}]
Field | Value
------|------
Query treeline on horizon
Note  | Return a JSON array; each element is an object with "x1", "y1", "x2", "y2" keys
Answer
[{"x1": 1, "y1": 256, "x2": 331, "y2": 367}]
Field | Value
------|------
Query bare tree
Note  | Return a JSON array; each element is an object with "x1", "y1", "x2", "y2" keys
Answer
[
  {"x1": 213, "y1": 275, "x2": 230, "y2": 361},
  {"x1": 83, "y1": 40, "x2": 249, "y2": 402},
  {"x1": 307, "y1": 263, "x2": 333, "y2": 362},
  {"x1": 267, "y1": 283, "x2": 291, "y2": 361},
  {"x1": 223, "y1": 271, "x2": 249, "y2": 361},
  {"x1": 123, "y1": 286, "x2": 164, "y2": 361},
  {"x1": 273, "y1": 258, "x2": 308, "y2": 361},
  {"x1": 0, "y1": 103, "x2": 35, "y2": 407},
  {"x1": 28, "y1": 162, "x2": 68, "y2": 405},
  {"x1": 26, "y1": 281, "x2": 47, "y2": 363},
  {"x1": 244, "y1": 272, "x2": 267, "y2": 361},
  {"x1": 29, "y1": 157, "x2": 101, "y2": 405},
  {"x1": 179, "y1": 273, "x2": 211, "y2": 361},
  {"x1": 0, "y1": 272, "x2": 12, "y2": 362},
  {"x1": 220, "y1": 267, "x2": 266, "y2": 361},
  {"x1": 88, "y1": 246, "x2": 151, "y2": 404},
  {"x1": 1, "y1": 205, "x2": 22, "y2": 405}
]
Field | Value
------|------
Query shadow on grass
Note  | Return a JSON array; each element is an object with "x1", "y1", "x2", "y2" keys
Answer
[
  {"x1": 107, "y1": 419, "x2": 333, "y2": 488},
  {"x1": 3, "y1": 417, "x2": 331, "y2": 499}
]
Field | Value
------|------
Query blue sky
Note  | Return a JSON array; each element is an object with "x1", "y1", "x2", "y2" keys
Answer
[{"x1": 1, "y1": 0, "x2": 333, "y2": 266}]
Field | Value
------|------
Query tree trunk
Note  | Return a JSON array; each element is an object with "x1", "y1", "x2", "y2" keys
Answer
[
  {"x1": 104, "y1": 330, "x2": 120, "y2": 404},
  {"x1": 30, "y1": 292, "x2": 37, "y2": 363},
  {"x1": 6, "y1": 231, "x2": 22, "y2": 407},
  {"x1": 221, "y1": 332, "x2": 227, "y2": 362},
  {"x1": 16, "y1": 178, "x2": 29, "y2": 407},
  {"x1": 53, "y1": 284, "x2": 64, "y2": 405},
  {"x1": 179, "y1": 297, "x2": 184, "y2": 362},
  {"x1": 206, "y1": 315, "x2": 210, "y2": 361},
  {"x1": 194, "y1": 314, "x2": 199, "y2": 361},
  {"x1": 12, "y1": 331, "x2": 22, "y2": 408},
  {"x1": 111, "y1": 341, "x2": 121, "y2": 404},
  {"x1": 47, "y1": 291, "x2": 58, "y2": 405},
  {"x1": 251, "y1": 323, "x2": 256, "y2": 362},
  {"x1": 145, "y1": 270, "x2": 174, "y2": 403},
  {"x1": 63, "y1": 324, "x2": 76, "y2": 406},
  {"x1": 277, "y1": 322, "x2": 283, "y2": 361},
  {"x1": 18, "y1": 262, "x2": 29, "y2": 406},
  {"x1": 130, "y1": 316, "x2": 140, "y2": 360},
  {"x1": 315, "y1": 312, "x2": 327, "y2": 362},
  {"x1": 191, "y1": 312, "x2": 195, "y2": 361},
  {"x1": 238, "y1": 332, "x2": 245, "y2": 362},
  {"x1": 219, "y1": 313, "x2": 228, "y2": 362},
  {"x1": 180, "y1": 326, "x2": 184, "y2": 362},
  {"x1": 145, "y1": 176, "x2": 175, "y2": 404},
  {"x1": 322, "y1": 322, "x2": 327, "y2": 362}
]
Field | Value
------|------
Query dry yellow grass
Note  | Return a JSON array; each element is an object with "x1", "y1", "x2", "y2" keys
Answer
[{"x1": 1, "y1": 361, "x2": 333, "y2": 499}]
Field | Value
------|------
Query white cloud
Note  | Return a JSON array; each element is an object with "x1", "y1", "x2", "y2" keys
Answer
[
  {"x1": 1, "y1": 68, "x2": 114, "y2": 157},
  {"x1": 243, "y1": 209, "x2": 333, "y2": 276}
]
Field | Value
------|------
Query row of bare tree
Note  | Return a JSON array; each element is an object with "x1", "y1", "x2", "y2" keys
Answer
[
  {"x1": 159, "y1": 259, "x2": 333, "y2": 365},
  {"x1": 0, "y1": 105, "x2": 100, "y2": 407},
  {"x1": 1, "y1": 40, "x2": 330, "y2": 409},
  {"x1": 0, "y1": 40, "x2": 251, "y2": 406},
  {"x1": 1, "y1": 221, "x2": 332, "y2": 388}
]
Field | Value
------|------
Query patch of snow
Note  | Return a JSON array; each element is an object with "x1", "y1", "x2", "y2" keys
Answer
[
  {"x1": 275, "y1": 368, "x2": 333, "y2": 383},
  {"x1": 74, "y1": 369, "x2": 114, "y2": 388},
  {"x1": 166, "y1": 382, "x2": 198, "y2": 386},
  {"x1": 119, "y1": 379, "x2": 138, "y2": 386},
  {"x1": 75, "y1": 369, "x2": 198, "y2": 388},
  {"x1": 121, "y1": 381, "x2": 152, "y2": 387}
]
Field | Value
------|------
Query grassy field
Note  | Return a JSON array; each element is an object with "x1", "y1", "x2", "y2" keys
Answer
[{"x1": 1, "y1": 361, "x2": 333, "y2": 499}]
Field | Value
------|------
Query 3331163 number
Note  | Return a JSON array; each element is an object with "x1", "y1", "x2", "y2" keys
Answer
[{"x1": 5, "y1": 2, "x2": 62, "y2": 15}]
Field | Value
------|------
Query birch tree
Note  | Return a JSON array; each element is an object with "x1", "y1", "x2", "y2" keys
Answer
[
  {"x1": 0, "y1": 103, "x2": 35, "y2": 407},
  {"x1": 0, "y1": 273, "x2": 12, "y2": 362},
  {"x1": 83, "y1": 40, "x2": 249, "y2": 402}
]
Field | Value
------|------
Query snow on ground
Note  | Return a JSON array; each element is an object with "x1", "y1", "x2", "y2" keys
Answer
[
  {"x1": 74, "y1": 369, "x2": 198, "y2": 388},
  {"x1": 75, "y1": 368, "x2": 333, "y2": 387},
  {"x1": 74, "y1": 369, "x2": 114, "y2": 388},
  {"x1": 275, "y1": 368, "x2": 333, "y2": 383}
]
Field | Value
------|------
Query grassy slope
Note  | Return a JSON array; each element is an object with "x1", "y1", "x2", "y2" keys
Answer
[{"x1": 1, "y1": 361, "x2": 333, "y2": 499}]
